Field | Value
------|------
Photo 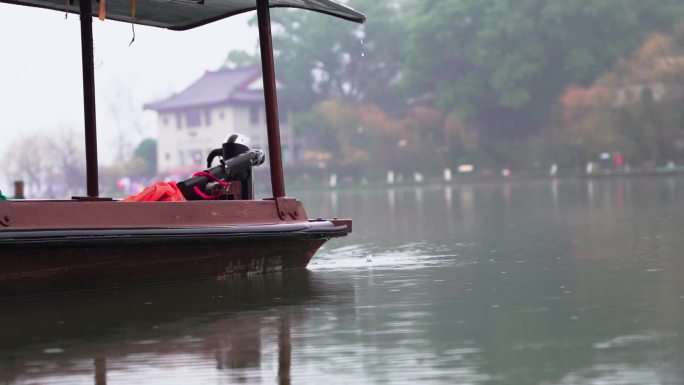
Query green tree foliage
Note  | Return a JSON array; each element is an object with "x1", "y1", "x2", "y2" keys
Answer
[
  {"x1": 222, "y1": 50, "x2": 260, "y2": 69},
  {"x1": 269, "y1": 0, "x2": 407, "y2": 112},
  {"x1": 227, "y1": 0, "x2": 684, "y2": 178},
  {"x1": 130, "y1": 138, "x2": 158, "y2": 178},
  {"x1": 403, "y1": 0, "x2": 684, "y2": 139}
]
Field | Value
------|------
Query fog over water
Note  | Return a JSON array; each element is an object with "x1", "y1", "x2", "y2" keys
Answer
[{"x1": 2, "y1": 177, "x2": 684, "y2": 384}]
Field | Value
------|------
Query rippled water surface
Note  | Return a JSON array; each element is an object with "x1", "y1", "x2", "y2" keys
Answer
[{"x1": 2, "y1": 177, "x2": 684, "y2": 384}]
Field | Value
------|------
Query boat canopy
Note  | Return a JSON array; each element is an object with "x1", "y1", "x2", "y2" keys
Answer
[
  {"x1": 0, "y1": 0, "x2": 365, "y2": 29},
  {"x1": 2, "y1": 0, "x2": 364, "y2": 199}
]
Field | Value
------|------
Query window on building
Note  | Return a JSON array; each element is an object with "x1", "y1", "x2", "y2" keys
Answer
[
  {"x1": 189, "y1": 149, "x2": 204, "y2": 165},
  {"x1": 162, "y1": 116, "x2": 169, "y2": 126},
  {"x1": 186, "y1": 110, "x2": 202, "y2": 127},
  {"x1": 219, "y1": 111, "x2": 225, "y2": 121},
  {"x1": 176, "y1": 113, "x2": 182, "y2": 130},
  {"x1": 165, "y1": 153, "x2": 170, "y2": 161},
  {"x1": 204, "y1": 110, "x2": 212, "y2": 126},
  {"x1": 249, "y1": 105, "x2": 260, "y2": 125}
]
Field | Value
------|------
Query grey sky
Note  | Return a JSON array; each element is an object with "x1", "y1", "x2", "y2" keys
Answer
[{"x1": 0, "y1": 3, "x2": 258, "y2": 189}]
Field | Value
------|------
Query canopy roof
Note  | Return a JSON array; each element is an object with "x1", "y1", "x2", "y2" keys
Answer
[{"x1": 1, "y1": 0, "x2": 365, "y2": 30}]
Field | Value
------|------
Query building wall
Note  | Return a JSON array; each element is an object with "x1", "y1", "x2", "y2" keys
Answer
[{"x1": 156, "y1": 103, "x2": 294, "y2": 174}]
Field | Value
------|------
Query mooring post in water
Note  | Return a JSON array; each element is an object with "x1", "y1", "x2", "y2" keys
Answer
[
  {"x1": 256, "y1": 0, "x2": 286, "y2": 199},
  {"x1": 13, "y1": 180, "x2": 25, "y2": 199},
  {"x1": 79, "y1": 0, "x2": 100, "y2": 198},
  {"x1": 94, "y1": 357, "x2": 107, "y2": 385},
  {"x1": 278, "y1": 316, "x2": 291, "y2": 385}
]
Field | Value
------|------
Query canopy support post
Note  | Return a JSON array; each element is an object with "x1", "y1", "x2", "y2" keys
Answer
[
  {"x1": 256, "y1": 0, "x2": 285, "y2": 199},
  {"x1": 79, "y1": 0, "x2": 99, "y2": 198}
]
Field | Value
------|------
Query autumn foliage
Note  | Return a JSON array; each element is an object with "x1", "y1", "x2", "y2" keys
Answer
[
  {"x1": 295, "y1": 99, "x2": 485, "y2": 177},
  {"x1": 557, "y1": 29, "x2": 684, "y2": 166}
]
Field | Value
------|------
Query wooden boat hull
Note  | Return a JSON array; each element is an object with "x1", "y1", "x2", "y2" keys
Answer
[{"x1": 0, "y1": 200, "x2": 351, "y2": 298}]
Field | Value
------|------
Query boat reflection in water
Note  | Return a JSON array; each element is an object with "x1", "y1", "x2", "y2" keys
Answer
[{"x1": 0, "y1": 270, "x2": 346, "y2": 384}]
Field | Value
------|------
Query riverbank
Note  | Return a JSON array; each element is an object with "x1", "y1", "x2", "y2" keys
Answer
[{"x1": 279, "y1": 166, "x2": 684, "y2": 193}]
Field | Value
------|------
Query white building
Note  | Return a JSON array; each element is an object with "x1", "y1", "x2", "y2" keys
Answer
[{"x1": 145, "y1": 66, "x2": 296, "y2": 174}]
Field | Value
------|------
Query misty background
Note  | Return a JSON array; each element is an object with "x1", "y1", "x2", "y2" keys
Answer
[{"x1": 3, "y1": 0, "x2": 684, "y2": 197}]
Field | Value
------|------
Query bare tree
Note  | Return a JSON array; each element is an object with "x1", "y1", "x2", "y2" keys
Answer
[{"x1": 2, "y1": 131, "x2": 86, "y2": 198}]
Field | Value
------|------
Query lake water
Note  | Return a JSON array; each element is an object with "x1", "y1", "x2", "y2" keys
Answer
[{"x1": 2, "y1": 177, "x2": 684, "y2": 384}]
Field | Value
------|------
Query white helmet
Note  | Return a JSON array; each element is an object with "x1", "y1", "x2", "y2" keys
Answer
[
  {"x1": 225, "y1": 133, "x2": 251, "y2": 148},
  {"x1": 222, "y1": 133, "x2": 252, "y2": 159}
]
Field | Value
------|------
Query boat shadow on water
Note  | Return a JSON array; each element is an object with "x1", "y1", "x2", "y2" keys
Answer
[{"x1": 0, "y1": 270, "x2": 351, "y2": 384}]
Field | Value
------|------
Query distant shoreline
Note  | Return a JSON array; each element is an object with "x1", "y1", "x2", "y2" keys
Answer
[{"x1": 282, "y1": 167, "x2": 684, "y2": 193}]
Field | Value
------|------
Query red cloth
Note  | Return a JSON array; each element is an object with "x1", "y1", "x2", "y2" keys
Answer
[{"x1": 121, "y1": 181, "x2": 186, "y2": 202}]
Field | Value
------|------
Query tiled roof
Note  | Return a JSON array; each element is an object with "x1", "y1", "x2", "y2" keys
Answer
[{"x1": 144, "y1": 66, "x2": 264, "y2": 111}]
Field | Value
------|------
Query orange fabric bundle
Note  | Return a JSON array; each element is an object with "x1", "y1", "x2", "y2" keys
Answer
[{"x1": 121, "y1": 181, "x2": 187, "y2": 202}]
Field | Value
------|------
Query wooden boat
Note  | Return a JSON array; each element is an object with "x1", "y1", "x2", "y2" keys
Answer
[{"x1": 0, "y1": 0, "x2": 364, "y2": 298}]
